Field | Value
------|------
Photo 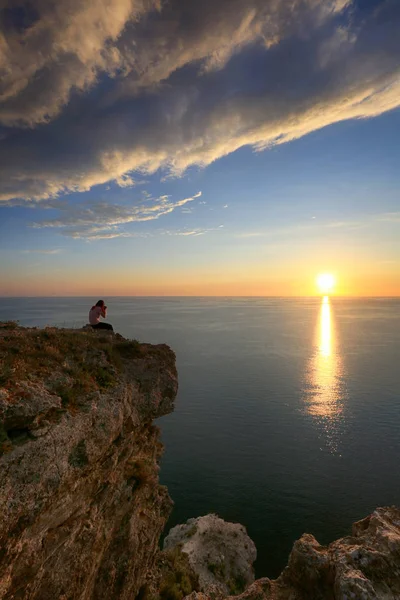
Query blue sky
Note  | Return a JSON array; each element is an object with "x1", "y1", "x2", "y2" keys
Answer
[{"x1": 0, "y1": 0, "x2": 399, "y2": 295}]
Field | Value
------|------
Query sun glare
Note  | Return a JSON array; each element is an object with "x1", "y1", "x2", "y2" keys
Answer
[{"x1": 317, "y1": 273, "x2": 336, "y2": 294}]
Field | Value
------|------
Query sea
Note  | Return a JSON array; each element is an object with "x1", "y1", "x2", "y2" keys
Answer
[{"x1": 1, "y1": 296, "x2": 399, "y2": 578}]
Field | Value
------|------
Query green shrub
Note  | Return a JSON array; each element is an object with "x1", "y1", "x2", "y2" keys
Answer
[
  {"x1": 228, "y1": 573, "x2": 247, "y2": 596},
  {"x1": 126, "y1": 458, "x2": 156, "y2": 489},
  {"x1": 114, "y1": 340, "x2": 142, "y2": 359},
  {"x1": 95, "y1": 367, "x2": 116, "y2": 388},
  {"x1": 160, "y1": 579, "x2": 183, "y2": 600},
  {"x1": 207, "y1": 561, "x2": 226, "y2": 579},
  {"x1": 0, "y1": 365, "x2": 12, "y2": 387},
  {"x1": 157, "y1": 547, "x2": 199, "y2": 600},
  {"x1": 186, "y1": 525, "x2": 198, "y2": 538},
  {"x1": 0, "y1": 321, "x2": 19, "y2": 330}
]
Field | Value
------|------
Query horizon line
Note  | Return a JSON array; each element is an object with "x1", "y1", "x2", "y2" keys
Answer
[{"x1": 0, "y1": 295, "x2": 399, "y2": 299}]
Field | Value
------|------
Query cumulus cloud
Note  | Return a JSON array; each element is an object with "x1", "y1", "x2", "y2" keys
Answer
[
  {"x1": 0, "y1": 0, "x2": 399, "y2": 202},
  {"x1": 31, "y1": 191, "x2": 202, "y2": 238}
]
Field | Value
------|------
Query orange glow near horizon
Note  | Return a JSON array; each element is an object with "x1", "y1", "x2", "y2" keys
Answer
[{"x1": 1, "y1": 262, "x2": 399, "y2": 297}]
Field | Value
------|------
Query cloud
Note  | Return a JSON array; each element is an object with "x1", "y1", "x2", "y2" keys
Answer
[
  {"x1": 0, "y1": 0, "x2": 162, "y2": 127},
  {"x1": 0, "y1": 0, "x2": 400, "y2": 202},
  {"x1": 20, "y1": 248, "x2": 61, "y2": 254},
  {"x1": 376, "y1": 212, "x2": 400, "y2": 223},
  {"x1": 235, "y1": 211, "x2": 400, "y2": 239},
  {"x1": 160, "y1": 226, "x2": 224, "y2": 237},
  {"x1": 31, "y1": 191, "x2": 202, "y2": 238},
  {"x1": 115, "y1": 174, "x2": 136, "y2": 188}
]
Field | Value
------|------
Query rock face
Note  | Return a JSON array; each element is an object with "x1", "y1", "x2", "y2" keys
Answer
[
  {"x1": 0, "y1": 324, "x2": 178, "y2": 600},
  {"x1": 164, "y1": 515, "x2": 257, "y2": 596},
  {"x1": 188, "y1": 506, "x2": 400, "y2": 600},
  {"x1": 1, "y1": 323, "x2": 400, "y2": 600}
]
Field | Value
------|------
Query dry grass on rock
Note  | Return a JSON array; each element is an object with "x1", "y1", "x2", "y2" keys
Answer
[{"x1": 0, "y1": 322, "x2": 144, "y2": 454}]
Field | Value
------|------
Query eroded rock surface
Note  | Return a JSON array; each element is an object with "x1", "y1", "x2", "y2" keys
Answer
[
  {"x1": 164, "y1": 514, "x2": 257, "y2": 596},
  {"x1": 1, "y1": 323, "x2": 399, "y2": 600},
  {"x1": 0, "y1": 323, "x2": 178, "y2": 600},
  {"x1": 188, "y1": 506, "x2": 400, "y2": 600}
]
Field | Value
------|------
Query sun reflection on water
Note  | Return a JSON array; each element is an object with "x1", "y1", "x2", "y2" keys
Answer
[
  {"x1": 304, "y1": 296, "x2": 346, "y2": 452},
  {"x1": 320, "y1": 296, "x2": 331, "y2": 358}
]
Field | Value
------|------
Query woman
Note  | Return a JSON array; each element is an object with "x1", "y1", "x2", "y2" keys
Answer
[{"x1": 89, "y1": 300, "x2": 113, "y2": 331}]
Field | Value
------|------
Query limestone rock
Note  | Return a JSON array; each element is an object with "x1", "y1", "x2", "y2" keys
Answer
[
  {"x1": 2, "y1": 323, "x2": 399, "y2": 600},
  {"x1": 164, "y1": 514, "x2": 257, "y2": 596},
  {"x1": 0, "y1": 324, "x2": 178, "y2": 600},
  {"x1": 194, "y1": 506, "x2": 400, "y2": 600}
]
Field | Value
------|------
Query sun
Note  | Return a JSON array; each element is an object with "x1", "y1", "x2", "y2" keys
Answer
[{"x1": 316, "y1": 273, "x2": 336, "y2": 294}]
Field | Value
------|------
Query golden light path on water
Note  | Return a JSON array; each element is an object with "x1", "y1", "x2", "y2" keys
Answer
[{"x1": 304, "y1": 296, "x2": 346, "y2": 453}]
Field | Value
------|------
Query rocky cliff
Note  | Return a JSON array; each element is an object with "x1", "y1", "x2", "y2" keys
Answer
[
  {"x1": 184, "y1": 507, "x2": 400, "y2": 600},
  {"x1": 0, "y1": 323, "x2": 178, "y2": 600},
  {"x1": 1, "y1": 323, "x2": 399, "y2": 600},
  {"x1": 163, "y1": 515, "x2": 257, "y2": 597}
]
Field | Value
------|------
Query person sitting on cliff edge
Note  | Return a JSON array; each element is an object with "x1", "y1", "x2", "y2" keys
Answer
[{"x1": 89, "y1": 300, "x2": 114, "y2": 331}]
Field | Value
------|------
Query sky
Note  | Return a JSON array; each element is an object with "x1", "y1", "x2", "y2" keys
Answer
[{"x1": 0, "y1": 0, "x2": 399, "y2": 296}]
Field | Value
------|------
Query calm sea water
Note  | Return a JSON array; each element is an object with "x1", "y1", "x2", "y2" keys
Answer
[{"x1": 1, "y1": 297, "x2": 399, "y2": 578}]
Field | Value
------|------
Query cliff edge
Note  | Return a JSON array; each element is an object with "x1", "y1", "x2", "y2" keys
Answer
[
  {"x1": 0, "y1": 323, "x2": 178, "y2": 600},
  {"x1": 1, "y1": 323, "x2": 399, "y2": 600}
]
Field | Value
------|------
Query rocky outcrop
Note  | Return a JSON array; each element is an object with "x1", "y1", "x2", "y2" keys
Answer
[
  {"x1": 187, "y1": 506, "x2": 400, "y2": 600},
  {"x1": 0, "y1": 323, "x2": 178, "y2": 600},
  {"x1": 163, "y1": 515, "x2": 256, "y2": 596},
  {"x1": 1, "y1": 323, "x2": 399, "y2": 600}
]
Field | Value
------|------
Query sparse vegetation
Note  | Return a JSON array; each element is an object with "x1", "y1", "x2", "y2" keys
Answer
[
  {"x1": 207, "y1": 560, "x2": 226, "y2": 579},
  {"x1": 114, "y1": 340, "x2": 142, "y2": 359},
  {"x1": 227, "y1": 573, "x2": 248, "y2": 596},
  {"x1": 186, "y1": 524, "x2": 198, "y2": 538},
  {"x1": 0, "y1": 321, "x2": 19, "y2": 330},
  {"x1": 0, "y1": 424, "x2": 12, "y2": 455},
  {"x1": 156, "y1": 547, "x2": 199, "y2": 600},
  {"x1": 94, "y1": 366, "x2": 116, "y2": 388},
  {"x1": 0, "y1": 364, "x2": 12, "y2": 387},
  {"x1": 0, "y1": 324, "x2": 143, "y2": 413},
  {"x1": 126, "y1": 457, "x2": 156, "y2": 489}
]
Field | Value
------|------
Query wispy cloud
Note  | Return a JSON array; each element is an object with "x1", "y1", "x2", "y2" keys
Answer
[
  {"x1": 20, "y1": 248, "x2": 61, "y2": 254},
  {"x1": 31, "y1": 192, "x2": 202, "y2": 239},
  {"x1": 160, "y1": 226, "x2": 224, "y2": 237},
  {"x1": 376, "y1": 212, "x2": 400, "y2": 223},
  {"x1": 235, "y1": 212, "x2": 400, "y2": 240}
]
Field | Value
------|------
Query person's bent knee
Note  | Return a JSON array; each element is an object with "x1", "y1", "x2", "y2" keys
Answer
[{"x1": 91, "y1": 322, "x2": 113, "y2": 331}]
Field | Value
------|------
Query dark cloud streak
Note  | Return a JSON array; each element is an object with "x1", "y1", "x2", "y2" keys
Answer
[{"x1": 0, "y1": 0, "x2": 399, "y2": 202}]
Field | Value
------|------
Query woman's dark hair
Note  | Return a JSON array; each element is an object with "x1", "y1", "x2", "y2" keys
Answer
[{"x1": 95, "y1": 300, "x2": 105, "y2": 307}]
